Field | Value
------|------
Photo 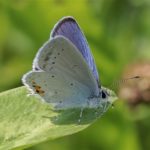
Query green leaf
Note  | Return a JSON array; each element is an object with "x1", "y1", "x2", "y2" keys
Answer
[{"x1": 0, "y1": 87, "x2": 116, "y2": 150}]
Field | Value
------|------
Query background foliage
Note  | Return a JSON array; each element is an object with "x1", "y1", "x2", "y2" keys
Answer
[{"x1": 0, "y1": 0, "x2": 150, "y2": 150}]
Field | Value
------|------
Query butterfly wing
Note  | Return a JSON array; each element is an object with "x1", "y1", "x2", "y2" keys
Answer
[
  {"x1": 50, "y1": 16, "x2": 99, "y2": 82},
  {"x1": 23, "y1": 36, "x2": 99, "y2": 110},
  {"x1": 23, "y1": 71, "x2": 94, "y2": 110}
]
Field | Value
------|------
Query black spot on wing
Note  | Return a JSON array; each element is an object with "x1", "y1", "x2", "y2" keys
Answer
[
  {"x1": 34, "y1": 67, "x2": 40, "y2": 71},
  {"x1": 70, "y1": 83, "x2": 73, "y2": 86},
  {"x1": 42, "y1": 51, "x2": 53, "y2": 63},
  {"x1": 54, "y1": 91, "x2": 58, "y2": 94},
  {"x1": 44, "y1": 55, "x2": 50, "y2": 61}
]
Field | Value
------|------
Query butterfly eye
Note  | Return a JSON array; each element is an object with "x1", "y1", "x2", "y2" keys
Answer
[{"x1": 101, "y1": 91, "x2": 107, "y2": 99}]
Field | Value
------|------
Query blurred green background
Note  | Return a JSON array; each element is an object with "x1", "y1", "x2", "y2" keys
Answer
[{"x1": 0, "y1": 0, "x2": 150, "y2": 150}]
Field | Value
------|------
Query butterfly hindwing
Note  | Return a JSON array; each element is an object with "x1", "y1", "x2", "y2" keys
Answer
[{"x1": 23, "y1": 70, "x2": 95, "y2": 110}]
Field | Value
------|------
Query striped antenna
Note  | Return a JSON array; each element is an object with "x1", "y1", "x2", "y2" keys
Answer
[{"x1": 111, "y1": 76, "x2": 141, "y2": 88}]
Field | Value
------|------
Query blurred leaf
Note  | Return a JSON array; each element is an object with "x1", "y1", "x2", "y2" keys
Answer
[
  {"x1": 0, "y1": 87, "x2": 115, "y2": 150},
  {"x1": 28, "y1": 100, "x2": 142, "y2": 150}
]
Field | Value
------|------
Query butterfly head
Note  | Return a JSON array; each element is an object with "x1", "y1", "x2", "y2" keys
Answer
[{"x1": 99, "y1": 86, "x2": 117, "y2": 104}]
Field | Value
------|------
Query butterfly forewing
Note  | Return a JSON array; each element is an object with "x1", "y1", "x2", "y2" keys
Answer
[
  {"x1": 50, "y1": 17, "x2": 99, "y2": 82},
  {"x1": 23, "y1": 36, "x2": 99, "y2": 109}
]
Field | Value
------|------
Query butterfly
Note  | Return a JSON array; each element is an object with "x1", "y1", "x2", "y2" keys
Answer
[{"x1": 22, "y1": 16, "x2": 116, "y2": 121}]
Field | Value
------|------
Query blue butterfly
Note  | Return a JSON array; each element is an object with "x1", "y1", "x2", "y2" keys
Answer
[{"x1": 22, "y1": 16, "x2": 116, "y2": 121}]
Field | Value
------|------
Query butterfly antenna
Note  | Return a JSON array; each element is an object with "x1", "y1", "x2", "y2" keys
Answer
[{"x1": 110, "y1": 76, "x2": 141, "y2": 89}]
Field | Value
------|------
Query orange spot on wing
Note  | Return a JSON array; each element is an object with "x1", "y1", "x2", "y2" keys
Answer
[{"x1": 33, "y1": 83, "x2": 45, "y2": 96}]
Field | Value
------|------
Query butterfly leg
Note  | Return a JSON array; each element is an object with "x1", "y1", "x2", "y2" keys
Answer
[
  {"x1": 78, "y1": 107, "x2": 84, "y2": 123},
  {"x1": 103, "y1": 101, "x2": 110, "y2": 113},
  {"x1": 94, "y1": 106, "x2": 102, "y2": 118}
]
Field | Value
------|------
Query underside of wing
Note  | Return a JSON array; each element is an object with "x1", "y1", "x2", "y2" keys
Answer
[
  {"x1": 23, "y1": 71, "x2": 93, "y2": 109},
  {"x1": 50, "y1": 16, "x2": 99, "y2": 82}
]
